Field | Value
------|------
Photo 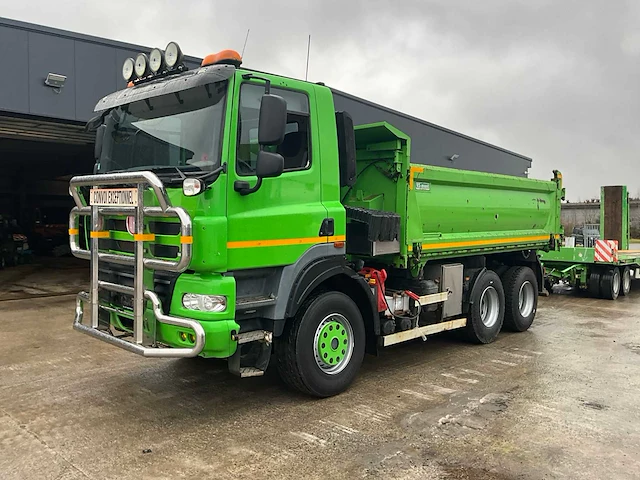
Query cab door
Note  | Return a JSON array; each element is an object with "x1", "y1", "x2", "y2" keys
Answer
[{"x1": 226, "y1": 74, "x2": 328, "y2": 270}]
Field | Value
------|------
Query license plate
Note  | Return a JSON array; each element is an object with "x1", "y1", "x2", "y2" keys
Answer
[{"x1": 90, "y1": 188, "x2": 138, "y2": 206}]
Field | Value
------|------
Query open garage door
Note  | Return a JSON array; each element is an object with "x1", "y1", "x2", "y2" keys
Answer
[{"x1": 0, "y1": 114, "x2": 94, "y2": 259}]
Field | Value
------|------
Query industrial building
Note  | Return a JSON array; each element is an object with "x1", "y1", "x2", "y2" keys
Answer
[
  {"x1": 0, "y1": 16, "x2": 532, "y2": 257},
  {"x1": 0, "y1": 17, "x2": 201, "y2": 254}
]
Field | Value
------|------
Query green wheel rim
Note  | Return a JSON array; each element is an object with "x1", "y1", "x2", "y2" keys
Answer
[{"x1": 313, "y1": 313, "x2": 354, "y2": 375}]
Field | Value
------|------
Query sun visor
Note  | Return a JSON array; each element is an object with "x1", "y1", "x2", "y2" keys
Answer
[{"x1": 94, "y1": 64, "x2": 235, "y2": 112}]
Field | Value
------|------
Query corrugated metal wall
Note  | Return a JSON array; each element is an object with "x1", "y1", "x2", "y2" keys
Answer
[
  {"x1": 332, "y1": 89, "x2": 532, "y2": 177},
  {"x1": 0, "y1": 18, "x2": 201, "y2": 123}
]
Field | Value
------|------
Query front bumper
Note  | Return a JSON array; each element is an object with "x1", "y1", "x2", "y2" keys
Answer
[
  {"x1": 74, "y1": 289, "x2": 206, "y2": 358},
  {"x1": 69, "y1": 171, "x2": 238, "y2": 360}
]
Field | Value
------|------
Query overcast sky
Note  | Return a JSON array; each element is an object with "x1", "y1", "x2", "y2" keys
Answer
[{"x1": 2, "y1": 0, "x2": 639, "y2": 200}]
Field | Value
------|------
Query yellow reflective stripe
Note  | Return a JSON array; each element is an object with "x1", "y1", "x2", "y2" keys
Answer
[
  {"x1": 90, "y1": 231, "x2": 110, "y2": 239},
  {"x1": 68, "y1": 228, "x2": 79, "y2": 235},
  {"x1": 133, "y1": 233, "x2": 155, "y2": 242},
  {"x1": 180, "y1": 235, "x2": 193, "y2": 244},
  {"x1": 422, "y1": 235, "x2": 550, "y2": 250},
  {"x1": 227, "y1": 234, "x2": 347, "y2": 249}
]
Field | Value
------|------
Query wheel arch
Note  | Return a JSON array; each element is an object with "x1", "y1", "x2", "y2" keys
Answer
[{"x1": 282, "y1": 258, "x2": 378, "y2": 355}]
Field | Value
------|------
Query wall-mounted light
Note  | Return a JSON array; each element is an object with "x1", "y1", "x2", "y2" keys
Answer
[
  {"x1": 449, "y1": 154, "x2": 459, "y2": 161},
  {"x1": 44, "y1": 73, "x2": 66, "y2": 93}
]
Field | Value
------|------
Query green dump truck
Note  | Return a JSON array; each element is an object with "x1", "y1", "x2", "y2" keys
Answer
[
  {"x1": 541, "y1": 185, "x2": 640, "y2": 299},
  {"x1": 69, "y1": 43, "x2": 563, "y2": 397}
]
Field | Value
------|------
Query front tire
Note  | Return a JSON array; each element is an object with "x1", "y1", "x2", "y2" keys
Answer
[
  {"x1": 275, "y1": 291, "x2": 366, "y2": 397},
  {"x1": 464, "y1": 270, "x2": 505, "y2": 344},
  {"x1": 502, "y1": 266, "x2": 538, "y2": 332}
]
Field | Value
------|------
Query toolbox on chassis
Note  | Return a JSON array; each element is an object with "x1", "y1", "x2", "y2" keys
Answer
[
  {"x1": 69, "y1": 43, "x2": 563, "y2": 397},
  {"x1": 540, "y1": 185, "x2": 640, "y2": 300}
]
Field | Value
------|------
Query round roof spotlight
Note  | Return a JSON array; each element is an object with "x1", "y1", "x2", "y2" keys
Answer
[
  {"x1": 164, "y1": 41, "x2": 183, "y2": 69},
  {"x1": 149, "y1": 48, "x2": 164, "y2": 73},
  {"x1": 134, "y1": 53, "x2": 150, "y2": 78},
  {"x1": 122, "y1": 57, "x2": 135, "y2": 82}
]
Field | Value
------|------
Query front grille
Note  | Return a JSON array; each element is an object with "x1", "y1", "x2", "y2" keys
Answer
[
  {"x1": 98, "y1": 217, "x2": 181, "y2": 260},
  {"x1": 98, "y1": 264, "x2": 179, "y2": 314}
]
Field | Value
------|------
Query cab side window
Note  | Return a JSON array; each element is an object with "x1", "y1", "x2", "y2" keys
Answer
[{"x1": 237, "y1": 84, "x2": 311, "y2": 176}]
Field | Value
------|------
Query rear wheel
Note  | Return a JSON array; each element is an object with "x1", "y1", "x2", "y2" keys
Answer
[
  {"x1": 600, "y1": 268, "x2": 620, "y2": 300},
  {"x1": 502, "y1": 266, "x2": 538, "y2": 332},
  {"x1": 588, "y1": 271, "x2": 601, "y2": 298},
  {"x1": 275, "y1": 291, "x2": 366, "y2": 397},
  {"x1": 464, "y1": 270, "x2": 505, "y2": 344},
  {"x1": 621, "y1": 267, "x2": 631, "y2": 296}
]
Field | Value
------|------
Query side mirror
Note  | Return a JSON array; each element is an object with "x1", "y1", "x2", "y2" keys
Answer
[
  {"x1": 256, "y1": 151, "x2": 284, "y2": 178},
  {"x1": 234, "y1": 151, "x2": 283, "y2": 195},
  {"x1": 258, "y1": 94, "x2": 287, "y2": 145},
  {"x1": 94, "y1": 125, "x2": 105, "y2": 161}
]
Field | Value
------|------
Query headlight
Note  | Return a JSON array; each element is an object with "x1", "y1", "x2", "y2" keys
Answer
[
  {"x1": 122, "y1": 57, "x2": 135, "y2": 81},
  {"x1": 134, "y1": 53, "x2": 149, "y2": 78},
  {"x1": 182, "y1": 293, "x2": 226, "y2": 312},
  {"x1": 149, "y1": 48, "x2": 164, "y2": 73},
  {"x1": 164, "y1": 41, "x2": 183, "y2": 69}
]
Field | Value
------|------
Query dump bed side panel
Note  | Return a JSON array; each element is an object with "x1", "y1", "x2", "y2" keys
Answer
[
  {"x1": 408, "y1": 165, "x2": 561, "y2": 257},
  {"x1": 332, "y1": 89, "x2": 532, "y2": 178},
  {"x1": 342, "y1": 123, "x2": 562, "y2": 266}
]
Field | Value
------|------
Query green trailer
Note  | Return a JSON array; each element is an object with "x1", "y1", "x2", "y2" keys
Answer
[
  {"x1": 540, "y1": 185, "x2": 640, "y2": 299},
  {"x1": 68, "y1": 43, "x2": 563, "y2": 397}
]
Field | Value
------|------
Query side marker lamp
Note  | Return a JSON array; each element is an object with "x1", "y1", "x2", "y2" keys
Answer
[{"x1": 183, "y1": 178, "x2": 204, "y2": 196}]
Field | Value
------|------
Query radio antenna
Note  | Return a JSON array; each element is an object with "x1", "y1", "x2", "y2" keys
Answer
[
  {"x1": 305, "y1": 34, "x2": 311, "y2": 81},
  {"x1": 241, "y1": 29, "x2": 250, "y2": 57}
]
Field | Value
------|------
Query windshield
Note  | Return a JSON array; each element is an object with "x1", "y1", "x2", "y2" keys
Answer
[{"x1": 97, "y1": 81, "x2": 227, "y2": 175}]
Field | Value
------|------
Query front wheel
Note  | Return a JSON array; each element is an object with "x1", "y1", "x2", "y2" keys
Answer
[{"x1": 275, "y1": 291, "x2": 366, "y2": 397}]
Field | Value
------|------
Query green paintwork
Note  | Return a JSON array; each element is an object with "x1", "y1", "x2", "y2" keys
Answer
[
  {"x1": 87, "y1": 63, "x2": 565, "y2": 359},
  {"x1": 342, "y1": 122, "x2": 563, "y2": 274},
  {"x1": 224, "y1": 73, "x2": 342, "y2": 270},
  {"x1": 317, "y1": 320, "x2": 349, "y2": 366}
]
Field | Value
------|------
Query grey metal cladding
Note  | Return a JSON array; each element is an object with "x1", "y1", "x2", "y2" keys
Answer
[
  {"x1": 75, "y1": 42, "x2": 117, "y2": 120},
  {"x1": 0, "y1": 17, "x2": 206, "y2": 122},
  {"x1": 28, "y1": 32, "x2": 76, "y2": 120},
  {"x1": 0, "y1": 26, "x2": 29, "y2": 114},
  {"x1": 94, "y1": 64, "x2": 236, "y2": 112},
  {"x1": 331, "y1": 89, "x2": 532, "y2": 177}
]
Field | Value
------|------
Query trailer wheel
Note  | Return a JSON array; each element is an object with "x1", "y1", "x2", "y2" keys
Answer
[
  {"x1": 275, "y1": 291, "x2": 365, "y2": 397},
  {"x1": 464, "y1": 270, "x2": 505, "y2": 344},
  {"x1": 502, "y1": 266, "x2": 538, "y2": 332},
  {"x1": 588, "y1": 271, "x2": 601, "y2": 298},
  {"x1": 600, "y1": 268, "x2": 620, "y2": 300},
  {"x1": 621, "y1": 267, "x2": 631, "y2": 296}
]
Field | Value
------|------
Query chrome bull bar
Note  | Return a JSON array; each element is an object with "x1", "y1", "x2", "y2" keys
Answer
[{"x1": 68, "y1": 171, "x2": 204, "y2": 358}]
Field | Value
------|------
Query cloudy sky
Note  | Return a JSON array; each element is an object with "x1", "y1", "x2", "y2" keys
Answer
[{"x1": 3, "y1": 0, "x2": 639, "y2": 200}]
